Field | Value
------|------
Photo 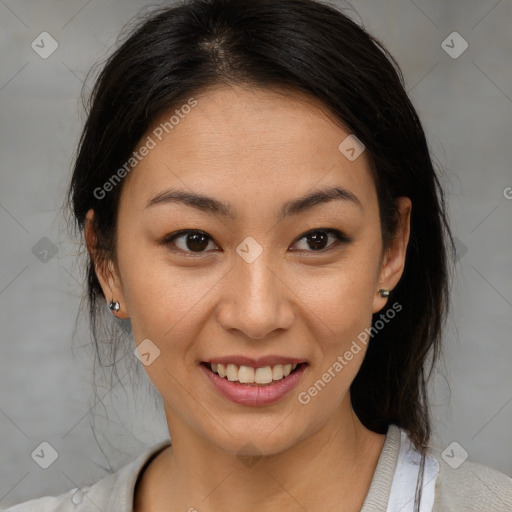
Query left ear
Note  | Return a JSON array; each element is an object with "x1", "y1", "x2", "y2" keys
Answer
[{"x1": 372, "y1": 196, "x2": 412, "y2": 313}]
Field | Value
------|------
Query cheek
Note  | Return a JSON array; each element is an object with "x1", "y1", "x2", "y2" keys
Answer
[
  {"x1": 293, "y1": 266, "x2": 377, "y2": 412},
  {"x1": 121, "y1": 257, "x2": 217, "y2": 341},
  {"x1": 294, "y1": 249, "x2": 381, "y2": 404},
  {"x1": 297, "y1": 253, "x2": 380, "y2": 335}
]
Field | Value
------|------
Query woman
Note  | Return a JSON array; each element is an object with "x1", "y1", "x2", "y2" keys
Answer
[{"x1": 5, "y1": 0, "x2": 511, "y2": 511}]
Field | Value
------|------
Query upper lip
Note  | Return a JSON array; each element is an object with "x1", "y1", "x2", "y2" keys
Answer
[{"x1": 203, "y1": 356, "x2": 307, "y2": 367}]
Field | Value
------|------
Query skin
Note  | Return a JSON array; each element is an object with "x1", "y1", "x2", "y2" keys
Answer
[{"x1": 86, "y1": 84, "x2": 411, "y2": 512}]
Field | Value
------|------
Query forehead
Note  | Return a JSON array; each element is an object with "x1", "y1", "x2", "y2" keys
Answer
[{"x1": 119, "y1": 85, "x2": 376, "y2": 216}]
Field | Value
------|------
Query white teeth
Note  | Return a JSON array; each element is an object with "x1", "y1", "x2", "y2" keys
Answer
[
  {"x1": 238, "y1": 365, "x2": 255, "y2": 383},
  {"x1": 226, "y1": 364, "x2": 238, "y2": 381},
  {"x1": 272, "y1": 364, "x2": 284, "y2": 380},
  {"x1": 208, "y1": 362, "x2": 302, "y2": 384},
  {"x1": 254, "y1": 366, "x2": 273, "y2": 384}
]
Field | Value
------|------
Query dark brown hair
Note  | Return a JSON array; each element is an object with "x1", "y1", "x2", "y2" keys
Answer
[{"x1": 67, "y1": 0, "x2": 454, "y2": 494}]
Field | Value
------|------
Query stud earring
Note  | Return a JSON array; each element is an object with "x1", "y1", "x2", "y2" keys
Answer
[
  {"x1": 109, "y1": 300, "x2": 120, "y2": 314},
  {"x1": 378, "y1": 288, "x2": 390, "y2": 298}
]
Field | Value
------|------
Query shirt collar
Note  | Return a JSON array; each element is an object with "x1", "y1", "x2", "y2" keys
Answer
[
  {"x1": 106, "y1": 439, "x2": 172, "y2": 512},
  {"x1": 360, "y1": 423, "x2": 402, "y2": 511}
]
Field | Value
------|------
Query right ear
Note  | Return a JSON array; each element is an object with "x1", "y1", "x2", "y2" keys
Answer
[{"x1": 85, "y1": 209, "x2": 129, "y2": 319}]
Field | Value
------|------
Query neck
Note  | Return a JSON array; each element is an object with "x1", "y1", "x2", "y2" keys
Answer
[{"x1": 136, "y1": 397, "x2": 386, "y2": 512}]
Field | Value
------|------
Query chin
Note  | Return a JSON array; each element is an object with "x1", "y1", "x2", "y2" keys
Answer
[{"x1": 198, "y1": 414, "x2": 316, "y2": 459}]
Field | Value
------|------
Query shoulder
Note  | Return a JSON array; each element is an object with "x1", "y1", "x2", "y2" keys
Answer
[
  {"x1": 427, "y1": 444, "x2": 512, "y2": 512},
  {"x1": 1, "y1": 441, "x2": 171, "y2": 512},
  {"x1": 1, "y1": 474, "x2": 117, "y2": 512},
  {"x1": 0, "y1": 481, "x2": 107, "y2": 512}
]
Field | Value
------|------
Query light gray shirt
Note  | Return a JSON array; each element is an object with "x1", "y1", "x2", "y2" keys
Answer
[{"x1": 3, "y1": 424, "x2": 511, "y2": 511}]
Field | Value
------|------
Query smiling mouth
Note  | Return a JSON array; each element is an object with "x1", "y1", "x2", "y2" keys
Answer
[{"x1": 201, "y1": 361, "x2": 308, "y2": 386}]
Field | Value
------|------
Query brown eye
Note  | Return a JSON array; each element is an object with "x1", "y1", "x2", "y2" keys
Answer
[
  {"x1": 291, "y1": 229, "x2": 350, "y2": 253},
  {"x1": 163, "y1": 230, "x2": 217, "y2": 254},
  {"x1": 305, "y1": 231, "x2": 330, "y2": 250}
]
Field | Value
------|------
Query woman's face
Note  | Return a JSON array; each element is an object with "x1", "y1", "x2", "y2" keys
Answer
[{"x1": 87, "y1": 85, "x2": 410, "y2": 456}]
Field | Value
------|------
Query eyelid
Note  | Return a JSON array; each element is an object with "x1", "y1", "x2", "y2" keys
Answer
[
  {"x1": 161, "y1": 228, "x2": 351, "y2": 256},
  {"x1": 291, "y1": 228, "x2": 352, "y2": 253},
  {"x1": 161, "y1": 229, "x2": 218, "y2": 256}
]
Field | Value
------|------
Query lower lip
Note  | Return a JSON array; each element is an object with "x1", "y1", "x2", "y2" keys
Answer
[{"x1": 200, "y1": 363, "x2": 307, "y2": 406}]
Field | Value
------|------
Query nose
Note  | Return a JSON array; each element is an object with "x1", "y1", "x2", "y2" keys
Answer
[{"x1": 216, "y1": 247, "x2": 295, "y2": 340}]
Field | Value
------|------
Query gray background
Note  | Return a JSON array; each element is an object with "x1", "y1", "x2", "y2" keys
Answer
[{"x1": 1, "y1": 0, "x2": 511, "y2": 507}]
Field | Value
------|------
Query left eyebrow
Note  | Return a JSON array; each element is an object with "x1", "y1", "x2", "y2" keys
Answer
[
  {"x1": 144, "y1": 185, "x2": 362, "y2": 220},
  {"x1": 279, "y1": 186, "x2": 362, "y2": 219}
]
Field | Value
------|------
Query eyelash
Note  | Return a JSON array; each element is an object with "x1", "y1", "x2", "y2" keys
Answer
[{"x1": 161, "y1": 228, "x2": 351, "y2": 257}]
